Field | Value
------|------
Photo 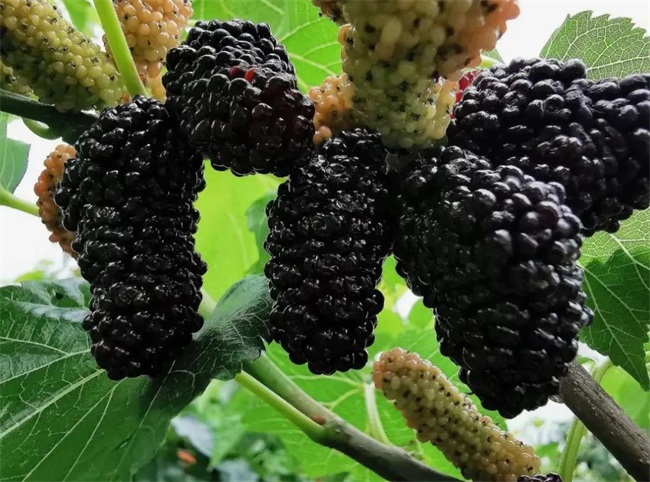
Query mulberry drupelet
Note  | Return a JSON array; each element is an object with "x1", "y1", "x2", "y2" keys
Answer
[
  {"x1": 450, "y1": 58, "x2": 650, "y2": 234},
  {"x1": 163, "y1": 19, "x2": 315, "y2": 176},
  {"x1": 54, "y1": 96, "x2": 206, "y2": 379},
  {"x1": 394, "y1": 146, "x2": 593, "y2": 418},
  {"x1": 517, "y1": 474, "x2": 563, "y2": 482},
  {"x1": 264, "y1": 129, "x2": 394, "y2": 374}
]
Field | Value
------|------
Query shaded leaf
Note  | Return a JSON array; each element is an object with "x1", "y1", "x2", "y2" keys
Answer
[
  {"x1": 580, "y1": 210, "x2": 650, "y2": 389},
  {"x1": 0, "y1": 113, "x2": 30, "y2": 193},
  {"x1": 0, "y1": 276, "x2": 270, "y2": 481},
  {"x1": 192, "y1": 0, "x2": 340, "y2": 90},
  {"x1": 541, "y1": 11, "x2": 650, "y2": 79}
]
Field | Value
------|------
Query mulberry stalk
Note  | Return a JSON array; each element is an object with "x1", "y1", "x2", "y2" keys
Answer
[
  {"x1": 34, "y1": 144, "x2": 78, "y2": 257},
  {"x1": 374, "y1": 348, "x2": 541, "y2": 481},
  {"x1": 264, "y1": 129, "x2": 393, "y2": 374},
  {"x1": 394, "y1": 147, "x2": 593, "y2": 418},
  {"x1": 450, "y1": 58, "x2": 650, "y2": 234},
  {"x1": 0, "y1": 0, "x2": 124, "y2": 111},
  {"x1": 163, "y1": 19, "x2": 315, "y2": 176},
  {"x1": 54, "y1": 96, "x2": 206, "y2": 379}
]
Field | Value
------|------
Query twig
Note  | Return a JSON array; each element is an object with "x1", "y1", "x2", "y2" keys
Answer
[
  {"x1": 245, "y1": 354, "x2": 461, "y2": 482},
  {"x1": 93, "y1": 0, "x2": 146, "y2": 98},
  {"x1": 0, "y1": 89, "x2": 96, "y2": 143},
  {"x1": 559, "y1": 360, "x2": 650, "y2": 481}
]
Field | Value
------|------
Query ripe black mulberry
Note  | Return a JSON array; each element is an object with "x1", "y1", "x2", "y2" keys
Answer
[
  {"x1": 54, "y1": 96, "x2": 206, "y2": 379},
  {"x1": 451, "y1": 58, "x2": 650, "y2": 234},
  {"x1": 517, "y1": 474, "x2": 563, "y2": 482},
  {"x1": 264, "y1": 129, "x2": 393, "y2": 374},
  {"x1": 394, "y1": 146, "x2": 593, "y2": 418},
  {"x1": 163, "y1": 19, "x2": 315, "y2": 176}
]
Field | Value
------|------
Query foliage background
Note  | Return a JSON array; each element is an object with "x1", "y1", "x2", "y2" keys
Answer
[{"x1": 0, "y1": 1, "x2": 649, "y2": 481}]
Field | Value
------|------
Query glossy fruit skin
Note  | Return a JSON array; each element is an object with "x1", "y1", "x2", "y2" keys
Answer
[
  {"x1": 517, "y1": 474, "x2": 563, "y2": 482},
  {"x1": 163, "y1": 19, "x2": 315, "y2": 177},
  {"x1": 54, "y1": 96, "x2": 206, "y2": 380},
  {"x1": 450, "y1": 58, "x2": 650, "y2": 235},
  {"x1": 264, "y1": 129, "x2": 394, "y2": 374},
  {"x1": 394, "y1": 146, "x2": 593, "y2": 418}
]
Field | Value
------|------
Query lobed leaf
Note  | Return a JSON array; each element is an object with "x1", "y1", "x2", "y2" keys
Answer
[{"x1": 0, "y1": 113, "x2": 30, "y2": 193}]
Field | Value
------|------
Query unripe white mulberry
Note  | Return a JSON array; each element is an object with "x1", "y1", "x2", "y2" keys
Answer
[
  {"x1": 374, "y1": 348, "x2": 541, "y2": 482},
  {"x1": 309, "y1": 72, "x2": 357, "y2": 144},
  {"x1": 0, "y1": 60, "x2": 31, "y2": 95}
]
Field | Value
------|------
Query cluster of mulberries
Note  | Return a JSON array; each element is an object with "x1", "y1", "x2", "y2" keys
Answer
[
  {"x1": 264, "y1": 129, "x2": 393, "y2": 374},
  {"x1": 54, "y1": 96, "x2": 206, "y2": 380},
  {"x1": 374, "y1": 348, "x2": 541, "y2": 481},
  {"x1": 163, "y1": 19, "x2": 315, "y2": 176},
  {"x1": 339, "y1": 23, "x2": 457, "y2": 149},
  {"x1": 108, "y1": 0, "x2": 193, "y2": 79},
  {"x1": 34, "y1": 144, "x2": 78, "y2": 257},
  {"x1": 0, "y1": 0, "x2": 124, "y2": 111},
  {"x1": 312, "y1": 0, "x2": 345, "y2": 24},
  {"x1": 450, "y1": 58, "x2": 650, "y2": 234},
  {"x1": 0, "y1": 59, "x2": 31, "y2": 95},
  {"x1": 394, "y1": 147, "x2": 593, "y2": 418},
  {"x1": 309, "y1": 72, "x2": 357, "y2": 144}
]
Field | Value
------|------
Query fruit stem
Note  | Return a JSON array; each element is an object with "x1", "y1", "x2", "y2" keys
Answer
[
  {"x1": 234, "y1": 371, "x2": 327, "y2": 442},
  {"x1": 93, "y1": 0, "x2": 147, "y2": 98},
  {"x1": 363, "y1": 381, "x2": 391, "y2": 445},
  {"x1": 0, "y1": 89, "x2": 96, "y2": 143},
  {"x1": 558, "y1": 358, "x2": 613, "y2": 482},
  {"x1": 22, "y1": 119, "x2": 60, "y2": 140},
  {"x1": 244, "y1": 354, "x2": 460, "y2": 481},
  {"x1": 0, "y1": 185, "x2": 39, "y2": 217},
  {"x1": 198, "y1": 290, "x2": 217, "y2": 319}
]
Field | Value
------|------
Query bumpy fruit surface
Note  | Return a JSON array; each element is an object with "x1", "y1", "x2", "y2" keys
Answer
[
  {"x1": 0, "y1": 0, "x2": 124, "y2": 111},
  {"x1": 375, "y1": 348, "x2": 541, "y2": 481},
  {"x1": 34, "y1": 144, "x2": 78, "y2": 257},
  {"x1": 163, "y1": 19, "x2": 315, "y2": 176},
  {"x1": 312, "y1": 0, "x2": 345, "y2": 24},
  {"x1": 265, "y1": 129, "x2": 393, "y2": 374},
  {"x1": 108, "y1": 0, "x2": 192, "y2": 79},
  {"x1": 309, "y1": 72, "x2": 357, "y2": 144},
  {"x1": 517, "y1": 474, "x2": 563, "y2": 482},
  {"x1": 340, "y1": 23, "x2": 457, "y2": 149},
  {"x1": 451, "y1": 58, "x2": 650, "y2": 234},
  {"x1": 54, "y1": 96, "x2": 206, "y2": 380},
  {"x1": 0, "y1": 59, "x2": 31, "y2": 95},
  {"x1": 394, "y1": 147, "x2": 593, "y2": 418}
]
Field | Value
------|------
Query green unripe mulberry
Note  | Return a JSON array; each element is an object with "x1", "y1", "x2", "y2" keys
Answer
[{"x1": 0, "y1": 0, "x2": 125, "y2": 111}]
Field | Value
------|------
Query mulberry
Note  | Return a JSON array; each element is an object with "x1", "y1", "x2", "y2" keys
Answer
[
  {"x1": 309, "y1": 72, "x2": 357, "y2": 144},
  {"x1": 163, "y1": 19, "x2": 315, "y2": 177},
  {"x1": 107, "y1": 0, "x2": 192, "y2": 79},
  {"x1": 340, "y1": 23, "x2": 457, "y2": 149},
  {"x1": 312, "y1": 0, "x2": 345, "y2": 24},
  {"x1": 0, "y1": 59, "x2": 31, "y2": 95},
  {"x1": 0, "y1": 0, "x2": 124, "y2": 111},
  {"x1": 34, "y1": 144, "x2": 78, "y2": 257},
  {"x1": 394, "y1": 147, "x2": 593, "y2": 418},
  {"x1": 517, "y1": 474, "x2": 562, "y2": 482},
  {"x1": 451, "y1": 58, "x2": 650, "y2": 234},
  {"x1": 375, "y1": 348, "x2": 541, "y2": 481},
  {"x1": 264, "y1": 129, "x2": 393, "y2": 374},
  {"x1": 54, "y1": 96, "x2": 206, "y2": 379}
]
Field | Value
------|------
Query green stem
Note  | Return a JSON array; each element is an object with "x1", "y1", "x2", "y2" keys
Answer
[
  {"x1": 234, "y1": 371, "x2": 326, "y2": 442},
  {"x1": 93, "y1": 0, "x2": 146, "y2": 98},
  {"x1": 198, "y1": 290, "x2": 217, "y2": 319},
  {"x1": 0, "y1": 185, "x2": 39, "y2": 217},
  {"x1": 364, "y1": 382, "x2": 390, "y2": 445},
  {"x1": 558, "y1": 359, "x2": 613, "y2": 482},
  {"x1": 22, "y1": 119, "x2": 60, "y2": 139},
  {"x1": 0, "y1": 89, "x2": 96, "y2": 143}
]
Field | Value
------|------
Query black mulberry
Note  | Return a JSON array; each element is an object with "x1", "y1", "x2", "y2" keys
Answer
[
  {"x1": 517, "y1": 474, "x2": 563, "y2": 482},
  {"x1": 163, "y1": 19, "x2": 315, "y2": 177},
  {"x1": 450, "y1": 58, "x2": 650, "y2": 234},
  {"x1": 264, "y1": 129, "x2": 393, "y2": 374},
  {"x1": 394, "y1": 146, "x2": 593, "y2": 418},
  {"x1": 54, "y1": 96, "x2": 206, "y2": 379}
]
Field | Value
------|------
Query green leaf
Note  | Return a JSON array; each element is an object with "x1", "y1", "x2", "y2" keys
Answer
[
  {"x1": 192, "y1": 0, "x2": 341, "y2": 90},
  {"x1": 601, "y1": 366, "x2": 650, "y2": 430},
  {"x1": 59, "y1": 0, "x2": 97, "y2": 36},
  {"x1": 0, "y1": 113, "x2": 30, "y2": 193},
  {"x1": 0, "y1": 276, "x2": 270, "y2": 481},
  {"x1": 540, "y1": 11, "x2": 650, "y2": 79},
  {"x1": 483, "y1": 49, "x2": 503, "y2": 63},
  {"x1": 580, "y1": 210, "x2": 650, "y2": 390},
  {"x1": 196, "y1": 170, "x2": 279, "y2": 300},
  {"x1": 245, "y1": 191, "x2": 276, "y2": 275}
]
